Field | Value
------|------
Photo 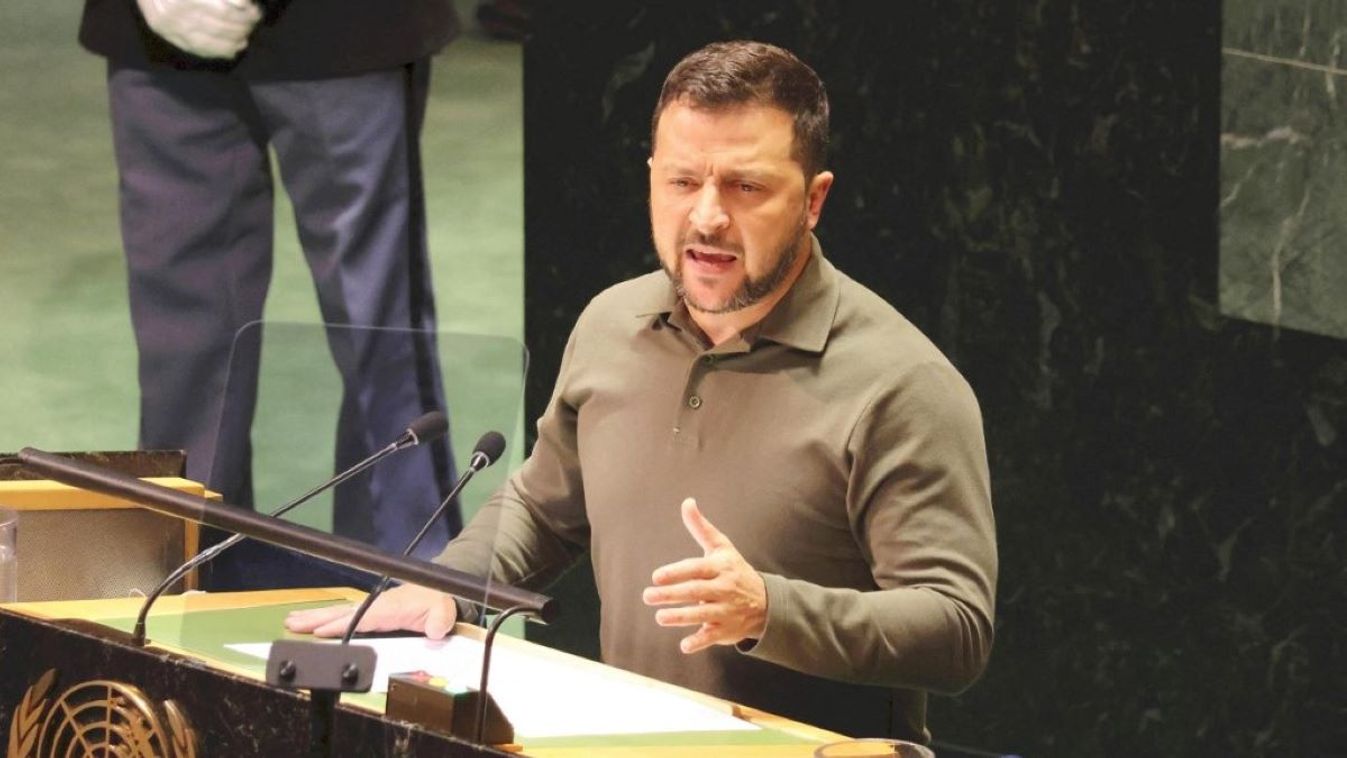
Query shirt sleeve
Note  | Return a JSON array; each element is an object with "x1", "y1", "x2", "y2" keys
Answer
[
  {"x1": 743, "y1": 360, "x2": 998, "y2": 695},
  {"x1": 433, "y1": 317, "x2": 593, "y2": 595}
]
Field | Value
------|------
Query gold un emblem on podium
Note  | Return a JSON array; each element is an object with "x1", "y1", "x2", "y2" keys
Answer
[{"x1": 7, "y1": 670, "x2": 195, "y2": 758}]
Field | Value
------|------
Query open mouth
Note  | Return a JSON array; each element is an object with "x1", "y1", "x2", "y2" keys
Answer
[{"x1": 685, "y1": 247, "x2": 739, "y2": 270}]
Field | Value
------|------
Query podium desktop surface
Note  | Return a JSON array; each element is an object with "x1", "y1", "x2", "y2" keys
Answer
[{"x1": 2, "y1": 588, "x2": 844, "y2": 757}]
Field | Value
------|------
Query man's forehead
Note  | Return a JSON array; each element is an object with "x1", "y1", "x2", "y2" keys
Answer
[
  {"x1": 655, "y1": 99, "x2": 794, "y2": 134},
  {"x1": 652, "y1": 101, "x2": 798, "y2": 166}
]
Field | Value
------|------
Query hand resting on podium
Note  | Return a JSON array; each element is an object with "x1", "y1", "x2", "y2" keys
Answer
[{"x1": 284, "y1": 583, "x2": 460, "y2": 639}]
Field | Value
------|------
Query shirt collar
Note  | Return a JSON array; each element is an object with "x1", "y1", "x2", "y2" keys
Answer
[{"x1": 633, "y1": 234, "x2": 839, "y2": 354}]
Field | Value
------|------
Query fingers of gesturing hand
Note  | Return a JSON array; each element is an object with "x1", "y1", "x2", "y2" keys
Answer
[
  {"x1": 677, "y1": 623, "x2": 732, "y2": 654},
  {"x1": 644, "y1": 498, "x2": 768, "y2": 653},
  {"x1": 649, "y1": 555, "x2": 721, "y2": 587},
  {"x1": 652, "y1": 601, "x2": 739, "y2": 627},
  {"x1": 643, "y1": 575, "x2": 716, "y2": 607},
  {"x1": 646, "y1": 582, "x2": 765, "y2": 649}
]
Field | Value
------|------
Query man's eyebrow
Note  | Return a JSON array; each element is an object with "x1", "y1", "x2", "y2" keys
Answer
[
  {"x1": 652, "y1": 160, "x2": 787, "y2": 182},
  {"x1": 723, "y1": 167, "x2": 784, "y2": 182}
]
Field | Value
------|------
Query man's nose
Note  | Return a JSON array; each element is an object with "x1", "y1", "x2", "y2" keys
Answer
[{"x1": 688, "y1": 183, "x2": 729, "y2": 234}]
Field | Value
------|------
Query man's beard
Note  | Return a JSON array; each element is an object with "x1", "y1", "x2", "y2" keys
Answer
[{"x1": 660, "y1": 213, "x2": 808, "y2": 315}]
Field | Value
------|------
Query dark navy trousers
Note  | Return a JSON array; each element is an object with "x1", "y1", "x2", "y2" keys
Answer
[{"x1": 105, "y1": 60, "x2": 460, "y2": 589}]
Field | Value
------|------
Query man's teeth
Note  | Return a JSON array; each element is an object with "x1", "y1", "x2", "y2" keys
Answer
[{"x1": 689, "y1": 249, "x2": 735, "y2": 262}]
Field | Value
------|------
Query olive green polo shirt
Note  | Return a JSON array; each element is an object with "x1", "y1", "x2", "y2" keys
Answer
[{"x1": 437, "y1": 238, "x2": 997, "y2": 741}]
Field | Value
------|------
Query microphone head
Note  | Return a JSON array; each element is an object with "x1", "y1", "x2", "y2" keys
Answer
[
  {"x1": 407, "y1": 411, "x2": 449, "y2": 445},
  {"x1": 472, "y1": 431, "x2": 507, "y2": 468}
]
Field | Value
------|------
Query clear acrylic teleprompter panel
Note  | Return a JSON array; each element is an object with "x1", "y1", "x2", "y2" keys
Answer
[{"x1": 212, "y1": 321, "x2": 527, "y2": 614}]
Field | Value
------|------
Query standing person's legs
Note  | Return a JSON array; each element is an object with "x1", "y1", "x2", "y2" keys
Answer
[
  {"x1": 106, "y1": 63, "x2": 273, "y2": 508},
  {"x1": 251, "y1": 60, "x2": 459, "y2": 559}
]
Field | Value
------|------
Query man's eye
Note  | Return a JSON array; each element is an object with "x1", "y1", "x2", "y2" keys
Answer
[
  {"x1": 737, "y1": 183, "x2": 759, "y2": 193},
  {"x1": 671, "y1": 178, "x2": 693, "y2": 188}
]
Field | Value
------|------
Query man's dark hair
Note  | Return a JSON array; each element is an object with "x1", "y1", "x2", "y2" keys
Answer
[{"x1": 653, "y1": 41, "x2": 830, "y2": 179}]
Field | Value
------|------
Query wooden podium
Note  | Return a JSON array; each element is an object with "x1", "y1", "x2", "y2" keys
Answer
[{"x1": 0, "y1": 589, "x2": 841, "y2": 757}]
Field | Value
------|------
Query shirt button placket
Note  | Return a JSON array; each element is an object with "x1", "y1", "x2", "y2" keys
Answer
[{"x1": 687, "y1": 353, "x2": 716, "y2": 410}]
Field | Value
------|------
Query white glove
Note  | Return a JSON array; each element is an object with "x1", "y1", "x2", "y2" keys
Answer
[{"x1": 136, "y1": 0, "x2": 262, "y2": 60}]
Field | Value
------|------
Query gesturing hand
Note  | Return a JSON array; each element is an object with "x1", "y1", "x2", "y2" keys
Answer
[{"x1": 642, "y1": 497, "x2": 768, "y2": 654}]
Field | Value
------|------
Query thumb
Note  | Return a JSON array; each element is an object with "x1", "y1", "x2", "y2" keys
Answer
[
  {"x1": 680, "y1": 496, "x2": 728, "y2": 553},
  {"x1": 424, "y1": 596, "x2": 458, "y2": 640}
]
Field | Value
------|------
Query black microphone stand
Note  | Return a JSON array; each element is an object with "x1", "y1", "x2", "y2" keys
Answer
[{"x1": 474, "y1": 603, "x2": 531, "y2": 743}]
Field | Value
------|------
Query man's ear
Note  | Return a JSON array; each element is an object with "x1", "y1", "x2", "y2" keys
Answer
[{"x1": 805, "y1": 171, "x2": 835, "y2": 230}]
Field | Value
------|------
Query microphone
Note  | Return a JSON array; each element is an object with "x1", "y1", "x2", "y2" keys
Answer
[
  {"x1": 130, "y1": 410, "x2": 448, "y2": 646},
  {"x1": 468, "y1": 431, "x2": 506, "y2": 472},
  {"x1": 401, "y1": 410, "x2": 450, "y2": 448},
  {"x1": 339, "y1": 431, "x2": 506, "y2": 645}
]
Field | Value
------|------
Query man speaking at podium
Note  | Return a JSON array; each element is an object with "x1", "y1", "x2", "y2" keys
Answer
[{"x1": 288, "y1": 41, "x2": 997, "y2": 743}]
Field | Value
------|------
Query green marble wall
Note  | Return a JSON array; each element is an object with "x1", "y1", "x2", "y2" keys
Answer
[{"x1": 1222, "y1": 1, "x2": 1347, "y2": 339}]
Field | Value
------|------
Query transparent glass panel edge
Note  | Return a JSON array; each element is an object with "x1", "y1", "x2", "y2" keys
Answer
[{"x1": 211, "y1": 320, "x2": 527, "y2": 639}]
